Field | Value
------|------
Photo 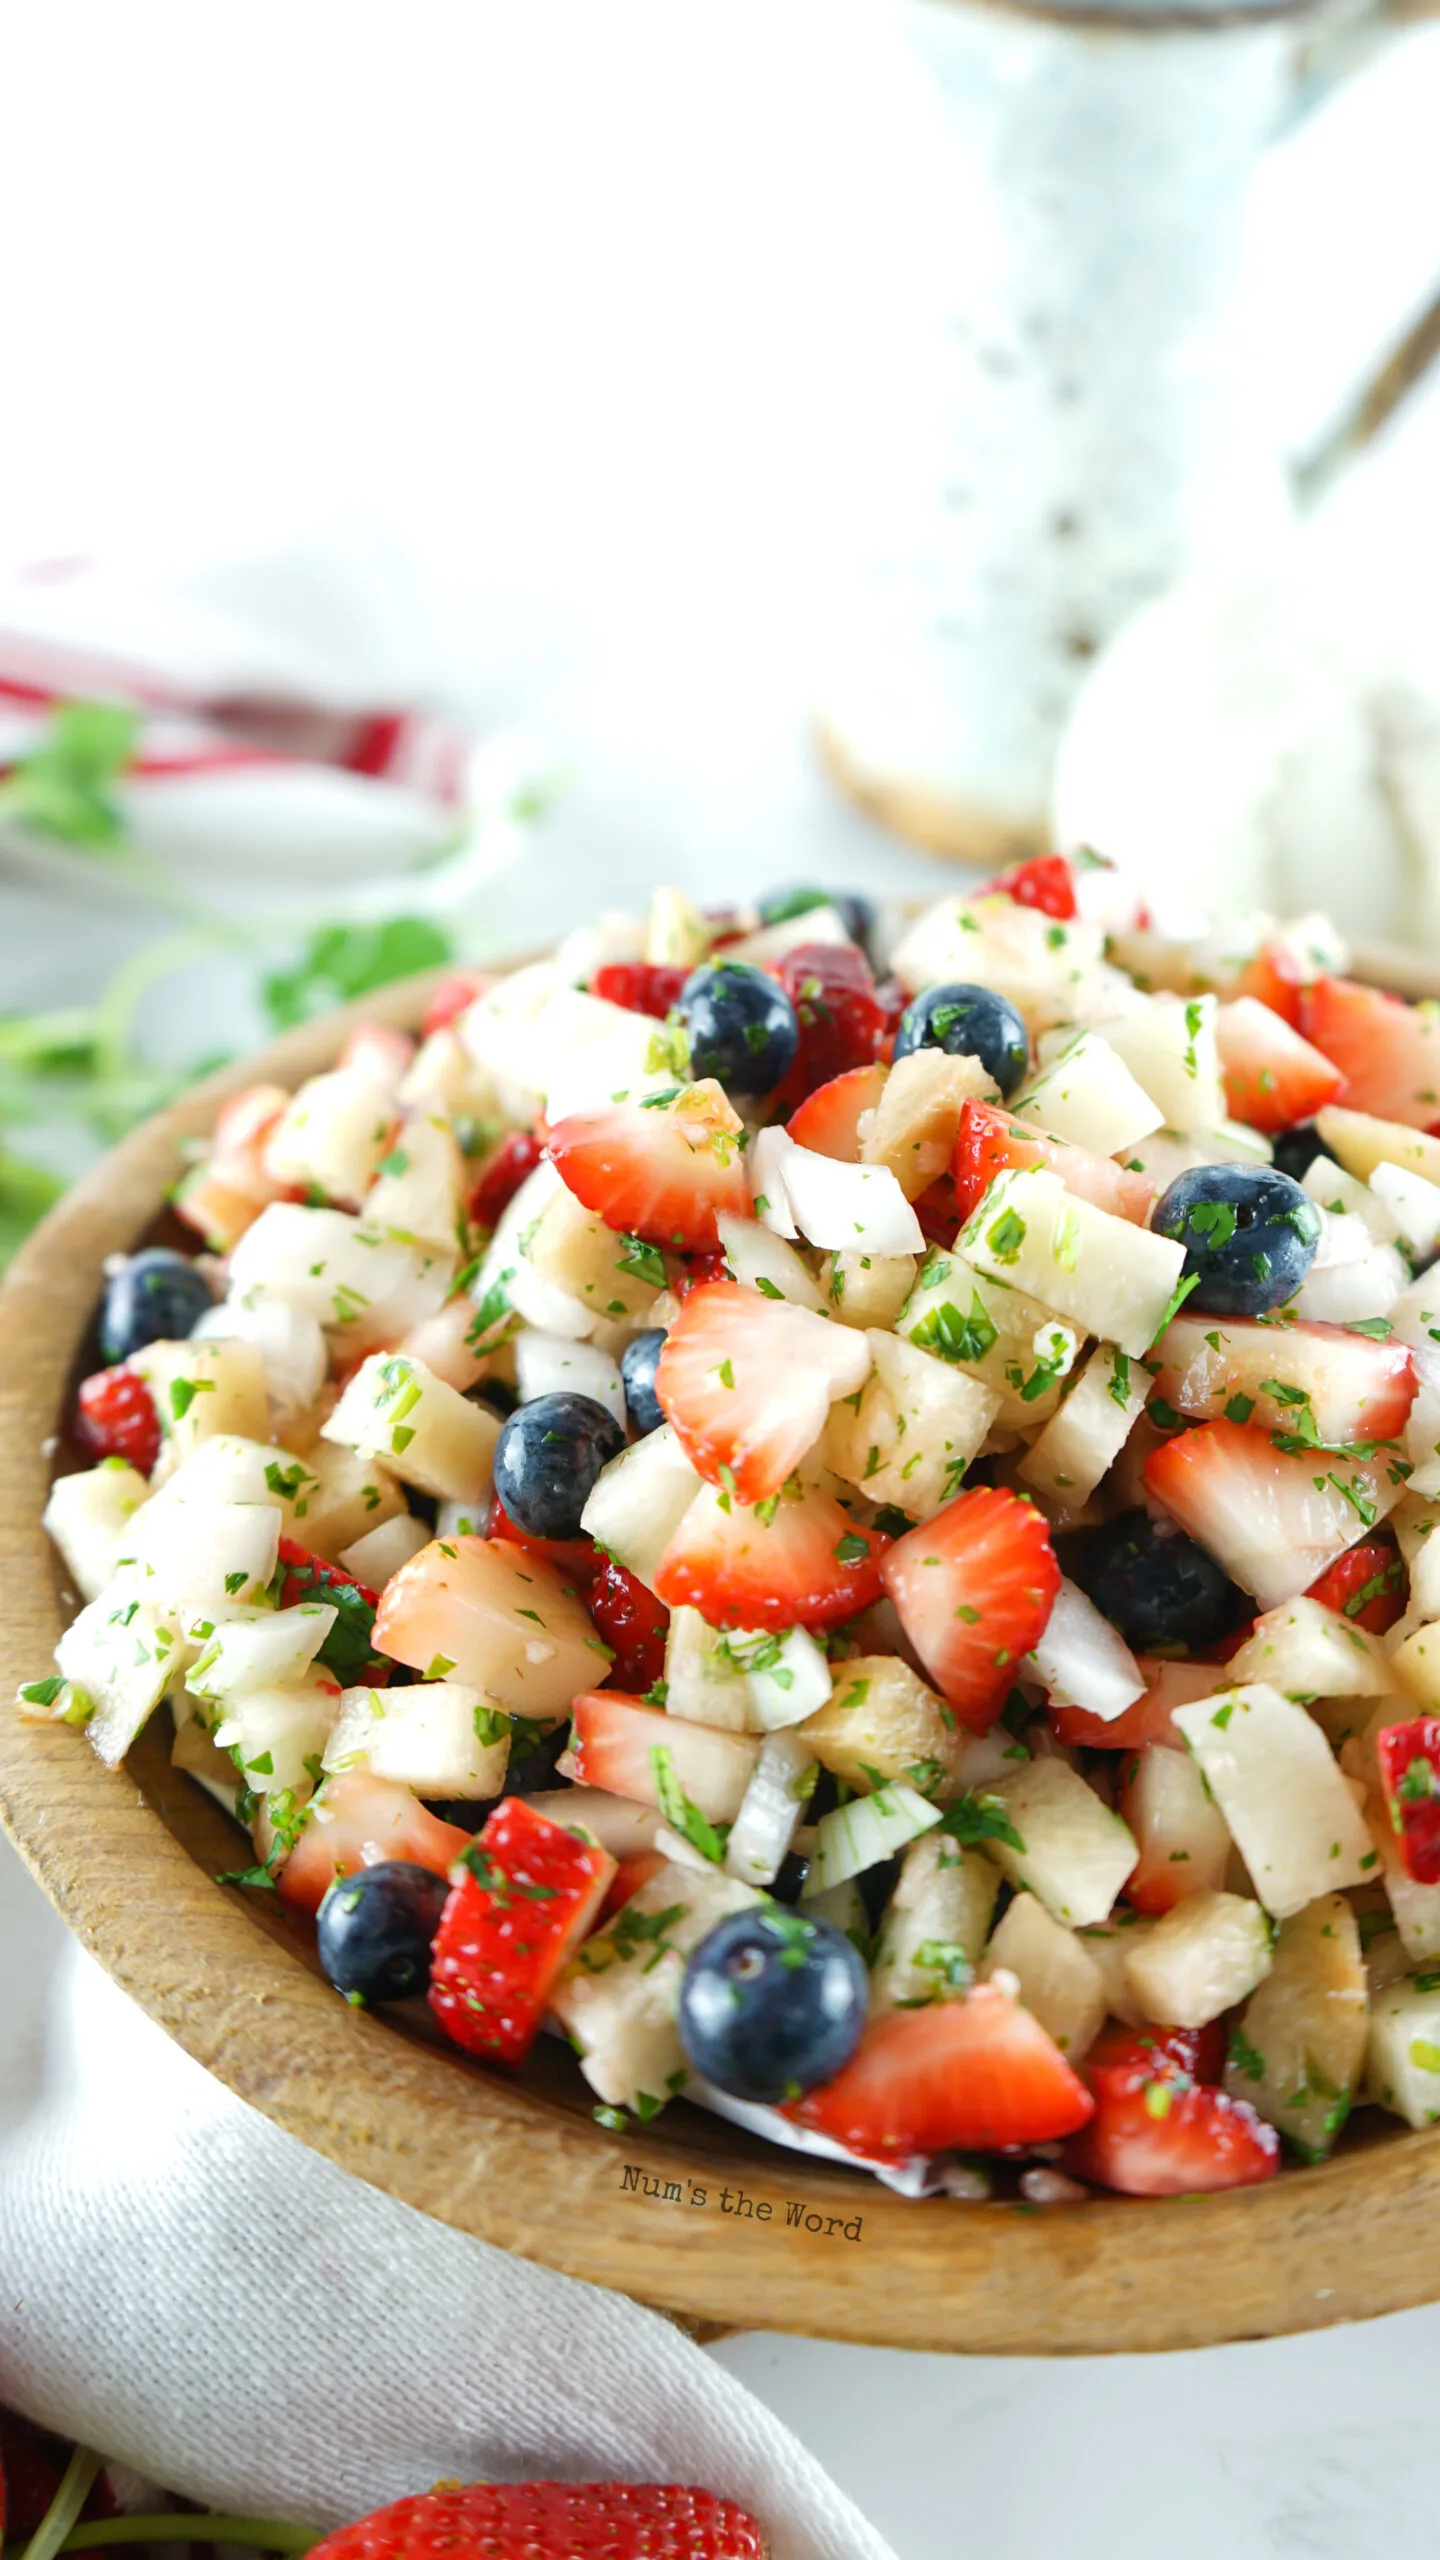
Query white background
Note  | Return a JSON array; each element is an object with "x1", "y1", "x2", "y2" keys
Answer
[{"x1": 4, "y1": 8, "x2": 1440, "y2": 2556}]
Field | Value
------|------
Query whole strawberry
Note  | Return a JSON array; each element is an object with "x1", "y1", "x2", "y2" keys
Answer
[{"x1": 307, "y1": 2480, "x2": 767, "y2": 2560}]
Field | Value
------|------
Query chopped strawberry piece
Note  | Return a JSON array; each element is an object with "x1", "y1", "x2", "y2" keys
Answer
[
  {"x1": 766, "y1": 942, "x2": 889, "y2": 1112},
  {"x1": 276, "y1": 1537, "x2": 390, "y2": 1685},
  {"x1": 548, "y1": 1080, "x2": 753, "y2": 1250},
  {"x1": 175, "y1": 1080, "x2": 300, "y2": 1250},
  {"x1": 422, "y1": 971, "x2": 492, "y2": 1036},
  {"x1": 306, "y1": 2479, "x2": 766, "y2": 2560},
  {"x1": 655, "y1": 1479, "x2": 888, "y2": 1631},
  {"x1": 1150, "y1": 1311, "x2": 1416, "y2": 1447},
  {"x1": 429, "y1": 1798, "x2": 617, "y2": 2063},
  {"x1": 1375, "y1": 1718, "x2": 1440, "y2": 1884},
  {"x1": 1300, "y1": 976, "x2": 1440, "y2": 1130},
  {"x1": 914, "y1": 1172, "x2": 960, "y2": 1245},
  {"x1": 74, "y1": 1364, "x2": 161, "y2": 1475},
  {"x1": 0, "y1": 2413, "x2": 117, "y2": 2537},
  {"x1": 489, "y1": 1496, "x2": 599, "y2": 1589},
  {"x1": 881, "y1": 1486, "x2": 1060, "y2": 1731},
  {"x1": 278, "y1": 1772, "x2": 472, "y2": 1916},
  {"x1": 785, "y1": 1061, "x2": 888, "y2": 1162},
  {"x1": 981, "y1": 852, "x2": 1079, "y2": 920},
  {"x1": 1215, "y1": 997, "x2": 1345, "y2": 1134},
  {"x1": 1048, "y1": 1655, "x2": 1226, "y2": 1752},
  {"x1": 788, "y1": 1983, "x2": 1093, "y2": 2159},
  {"x1": 601, "y1": 1848, "x2": 670, "y2": 1919},
  {"x1": 589, "y1": 1555, "x2": 670, "y2": 1691},
  {"x1": 338, "y1": 1021, "x2": 416, "y2": 1088},
  {"x1": 590, "y1": 960, "x2": 689, "y2": 1019},
  {"x1": 1306, "y1": 1527, "x2": 1406, "y2": 1634},
  {"x1": 672, "y1": 1249, "x2": 727, "y2": 1299},
  {"x1": 564, "y1": 1689, "x2": 757, "y2": 1819},
  {"x1": 1230, "y1": 942, "x2": 1303, "y2": 1028},
  {"x1": 952, "y1": 1098, "x2": 1156, "y2": 1227},
  {"x1": 656, "y1": 1279, "x2": 870, "y2": 1503},
  {"x1": 1143, "y1": 1419, "x2": 1403, "y2": 1612},
  {"x1": 1066, "y1": 2019, "x2": 1279, "y2": 2195},
  {"x1": 467, "y1": 1129, "x2": 543, "y2": 1229}
]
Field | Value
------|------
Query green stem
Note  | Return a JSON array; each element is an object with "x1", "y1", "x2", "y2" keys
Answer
[
  {"x1": 20, "y1": 2446, "x2": 104, "y2": 2560},
  {"x1": 7, "y1": 2516, "x2": 320, "y2": 2560}
]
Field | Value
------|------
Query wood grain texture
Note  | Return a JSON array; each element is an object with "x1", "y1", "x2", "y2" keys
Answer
[{"x1": 4, "y1": 946, "x2": 1440, "y2": 2356}]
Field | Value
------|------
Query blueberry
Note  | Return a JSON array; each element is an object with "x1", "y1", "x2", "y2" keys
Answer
[
  {"x1": 894, "y1": 981, "x2": 1029, "y2": 1099},
  {"x1": 316, "y1": 1860, "x2": 450, "y2": 2005},
  {"x1": 677, "y1": 961, "x2": 799, "y2": 1098},
  {"x1": 99, "y1": 1248, "x2": 213, "y2": 1365},
  {"x1": 1271, "y1": 1123, "x2": 1325, "y2": 1184},
  {"x1": 678, "y1": 1905, "x2": 868, "y2": 2104},
  {"x1": 493, "y1": 1391, "x2": 627, "y2": 1539},
  {"x1": 758, "y1": 884, "x2": 876, "y2": 953},
  {"x1": 620, "y1": 1328, "x2": 667, "y2": 1437},
  {"x1": 1074, "y1": 1508, "x2": 1243, "y2": 1653},
  {"x1": 1153, "y1": 1162, "x2": 1321, "y2": 1317}
]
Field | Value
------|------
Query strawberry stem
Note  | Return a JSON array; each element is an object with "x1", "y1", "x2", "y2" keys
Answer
[
  {"x1": 19, "y1": 2445, "x2": 103, "y2": 2560},
  {"x1": 7, "y1": 2519, "x2": 319, "y2": 2559}
]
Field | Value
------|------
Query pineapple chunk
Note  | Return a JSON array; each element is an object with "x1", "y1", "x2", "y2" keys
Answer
[
  {"x1": 1227, "y1": 1595, "x2": 1392, "y2": 1700},
  {"x1": 960, "y1": 1166, "x2": 1188, "y2": 1359},
  {"x1": 645, "y1": 884, "x2": 712, "y2": 969},
  {"x1": 212, "y1": 1669, "x2": 343, "y2": 1795},
  {"x1": 1388, "y1": 1624, "x2": 1440, "y2": 1714},
  {"x1": 338, "y1": 1512, "x2": 430, "y2": 1586},
  {"x1": 663, "y1": 1606, "x2": 751, "y2": 1732},
  {"x1": 825, "y1": 1330, "x2": 999, "y2": 1520},
  {"x1": 897, "y1": 1247, "x2": 1079, "y2": 1428},
  {"x1": 1368, "y1": 1974, "x2": 1440, "y2": 2128},
  {"x1": 1394, "y1": 1493, "x2": 1440, "y2": 1622},
  {"x1": 292, "y1": 1437, "x2": 408, "y2": 1562},
  {"x1": 1121, "y1": 1889, "x2": 1272, "y2": 2029},
  {"x1": 1315, "y1": 1105, "x2": 1440, "y2": 1191},
  {"x1": 323, "y1": 1353, "x2": 499, "y2": 1506},
  {"x1": 1018, "y1": 1341, "x2": 1147, "y2": 1509},
  {"x1": 1013, "y1": 1030, "x2": 1162, "y2": 1155},
  {"x1": 1173, "y1": 1683, "x2": 1374, "y2": 1917},
  {"x1": 186, "y1": 1602, "x2": 337, "y2": 1702},
  {"x1": 131, "y1": 1496, "x2": 281, "y2": 1610},
  {"x1": 979, "y1": 1891, "x2": 1108, "y2": 2060},
  {"x1": 1076, "y1": 1912, "x2": 1158, "y2": 2026},
  {"x1": 1222, "y1": 1892, "x2": 1366, "y2": 2159},
  {"x1": 227, "y1": 1203, "x2": 452, "y2": 1353},
  {"x1": 264, "y1": 1067, "x2": 397, "y2": 1206},
  {"x1": 550, "y1": 1860, "x2": 761, "y2": 2113},
  {"x1": 982, "y1": 1757, "x2": 1138, "y2": 1927},
  {"x1": 870, "y1": 1833, "x2": 999, "y2": 2012},
  {"x1": 860, "y1": 1049, "x2": 998, "y2": 1199},
  {"x1": 44, "y1": 1461, "x2": 151, "y2": 1602},
  {"x1": 133, "y1": 1338, "x2": 269, "y2": 1465},
  {"x1": 323, "y1": 1678, "x2": 511, "y2": 1797},
  {"x1": 526, "y1": 1185, "x2": 664, "y2": 1324},
  {"x1": 363, "y1": 1112, "x2": 466, "y2": 1251},
  {"x1": 717, "y1": 1211, "x2": 826, "y2": 1313},
  {"x1": 55, "y1": 1588, "x2": 190, "y2": 1766},
  {"x1": 580, "y1": 1425, "x2": 703, "y2": 1594},
  {"x1": 1094, "y1": 993, "x2": 1226, "y2": 1132},
  {"x1": 799, "y1": 1653, "x2": 965, "y2": 1799},
  {"x1": 890, "y1": 894, "x2": 1108, "y2": 1036},
  {"x1": 822, "y1": 1249, "x2": 918, "y2": 1331}
]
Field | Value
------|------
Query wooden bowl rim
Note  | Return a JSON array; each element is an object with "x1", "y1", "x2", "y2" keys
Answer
[{"x1": 4, "y1": 934, "x2": 1440, "y2": 2356}]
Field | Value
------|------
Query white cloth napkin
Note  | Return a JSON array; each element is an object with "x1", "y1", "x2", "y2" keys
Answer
[{"x1": 0, "y1": 1837, "x2": 895, "y2": 2560}]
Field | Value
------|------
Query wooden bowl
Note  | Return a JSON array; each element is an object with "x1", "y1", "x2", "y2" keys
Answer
[{"x1": 6, "y1": 943, "x2": 1440, "y2": 2356}]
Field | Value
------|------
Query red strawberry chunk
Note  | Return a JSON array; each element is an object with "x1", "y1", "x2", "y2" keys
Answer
[
  {"x1": 1300, "y1": 976, "x2": 1440, "y2": 1130},
  {"x1": 788, "y1": 1983, "x2": 1093, "y2": 2159},
  {"x1": 881, "y1": 1486, "x2": 1060, "y2": 1730},
  {"x1": 1048, "y1": 1655, "x2": 1226, "y2": 1752},
  {"x1": 467, "y1": 1128, "x2": 543, "y2": 1229},
  {"x1": 1375, "y1": 1718, "x2": 1440, "y2": 1884},
  {"x1": 655, "y1": 1479, "x2": 888, "y2": 1630},
  {"x1": 548, "y1": 1080, "x2": 753, "y2": 1250},
  {"x1": 671, "y1": 1248, "x2": 727, "y2": 1299},
  {"x1": 306, "y1": 2479, "x2": 766, "y2": 2560},
  {"x1": 601, "y1": 1847, "x2": 670, "y2": 1919},
  {"x1": 767, "y1": 941, "x2": 888, "y2": 1111},
  {"x1": 1150, "y1": 1311, "x2": 1417, "y2": 1447},
  {"x1": 564, "y1": 1689, "x2": 758, "y2": 1819},
  {"x1": 429, "y1": 1797, "x2": 616, "y2": 2064},
  {"x1": 421, "y1": 970, "x2": 492, "y2": 1036},
  {"x1": 277, "y1": 1537, "x2": 390, "y2": 1685},
  {"x1": 590, "y1": 960, "x2": 689, "y2": 1019},
  {"x1": 0, "y1": 2413, "x2": 118, "y2": 2537},
  {"x1": 489, "y1": 1496, "x2": 599, "y2": 1589},
  {"x1": 1306, "y1": 1527, "x2": 1406, "y2": 1634},
  {"x1": 1065, "y1": 2019, "x2": 1278, "y2": 2196},
  {"x1": 981, "y1": 852, "x2": 1079, "y2": 920},
  {"x1": 656, "y1": 1279, "x2": 870, "y2": 1503},
  {"x1": 952, "y1": 1098, "x2": 1156, "y2": 1227},
  {"x1": 278, "y1": 1772, "x2": 472, "y2": 1916},
  {"x1": 1215, "y1": 997, "x2": 1345, "y2": 1134},
  {"x1": 74, "y1": 1364, "x2": 161, "y2": 1475},
  {"x1": 1143, "y1": 1419, "x2": 1404, "y2": 1612},
  {"x1": 1231, "y1": 942, "x2": 1303, "y2": 1027},
  {"x1": 785, "y1": 1060, "x2": 888, "y2": 1162},
  {"x1": 589, "y1": 1555, "x2": 669, "y2": 1691}
]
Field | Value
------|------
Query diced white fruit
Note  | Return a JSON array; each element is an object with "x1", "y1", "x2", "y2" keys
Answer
[
  {"x1": 213, "y1": 1669, "x2": 343, "y2": 1795},
  {"x1": 263, "y1": 1068, "x2": 396, "y2": 1206},
  {"x1": 537, "y1": 991, "x2": 676, "y2": 1122},
  {"x1": 1013, "y1": 1031, "x2": 1162, "y2": 1156},
  {"x1": 581, "y1": 1424, "x2": 703, "y2": 1593},
  {"x1": 186, "y1": 1603, "x2": 336, "y2": 1701},
  {"x1": 1385, "y1": 1624, "x2": 1440, "y2": 1713},
  {"x1": 821, "y1": 1250, "x2": 917, "y2": 1331},
  {"x1": 504, "y1": 1255, "x2": 594, "y2": 1339},
  {"x1": 960, "y1": 1166, "x2": 1187, "y2": 1359},
  {"x1": 725, "y1": 1731, "x2": 818, "y2": 1886},
  {"x1": 1018, "y1": 1342, "x2": 1147, "y2": 1511},
  {"x1": 1024, "y1": 1577, "x2": 1144, "y2": 1722},
  {"x1": 723, "y1": 905, "x2": 853, "y2": 966},
  {"x1": 132, "y1": 1338, "x2": 270, "y2": 1463},
  {"x1": 801, "y1": 1781, "x2": 941, "y2": 1895},
  {"x1": 1223, "y1": 1893, "x2": 1367, "y2": 2160},
  {"x1": 825, "y1": 1328, "x2": 999, "y2": 1520},
  {"x1": 979, "y1": 1892, "x2": 1108, "y2": 2061},
  {"x1": 870, "y1": 1833, "x2": 999, "y2": 2012},
  {"x1": 228, "y1": 1204, "x2": 452, "y2": 1351},
  {"x1": 1123, "y1": 1126, "x2": 1274, "y2": 1191},
  {"x1": 1121, "y1": 1890, "x2": 1272, "y2": 2029},
  {"x1": 550, "y1": 1860, "x2": 761, "y2": 2113},
  {"x1": 323, "y1": 1678, "x2": 511, "y2": 1798},
  {"x1": 363, "y1": 1112, "x2": 466, "y2": 1251},
  {"x1": 132, "y1": 1497, "x2": 281, "y2": 1610},
  {"x1": 1227, "y1": 1595, "x2": 1391, "y2": 1700},
  {"x1": 1370, "y1": 1161, "x2": 1440, "y2": 1263},
  {"x1": 290, "y1": 1438, "x2": 408, "y2": 1562},
  {"x1": 742, "y1": 1625, "x2": 834, "y2": 1732},
  {"x1": 982, "y1": 1757, "x2": 1138, "y2": 1927},
  {"x1": 1300, "y1": 1157, "x2": 1400, "y2": 1248},
  {"x1": 778, "y1": 1146, "x2": 925, "y2": 1256},
  {"x1": 1122, "y1": 1743, "x2": 1232, "y2": 1904},
  {"x1": 663, "y1": 1606, "x2": 751, "y2": 1732},
  {"x1": 897, "y1": 1247, "x2": 1079, "y2": 1427},
  {"x1": 520, "y1": 1787, "x2": 660, "y2": 1858},
  {"x1": 798, "y1": 1652, "x2": 966, "y2": 1798},
  {"x1": 716, "y1": 1210, "x2": 826, "y2": 1312},
  {"x1": 399, "y1": 1025, "x2": 503, "y2": 1123},
  {"x1": 56, "y1": 1590, "x2": 190, "y2": 1766},
  {"x1": 44, "y1": 1462, "x2": 150, "y2": 1602},
  {"x1": 555, "y1": 909, "x2": 644, "y2": 986},
  {"x1": 322, "y1": 1353, "x2": 498, "y2": 1505},
  {"x1": 644, "y1": 883, "x2": 712, "y2": 969},
  {"x1": 143, "y1": 1434, "x2": 317, "y2": 1529},
  {"x1": 860, "y1": 1050, "x2": 997, "y2": 1199},
  {"x1": 465, "y1": 1160, "x2": 563, "y2": 1352},
  {"x1": 891, "y1": 894, "x2": 1107, "y2": 1036},
  {"x1": 1173, "y1": 1683, "x2": 1374, "y2": 1916},
  {"x1": 1076, "y1": 1913, "x2": 1158, "y2": 2026},
  {"x1": 525, "y1": 1185, "x2": 665, "y2": 1326},
  {"x1": 1362, "y1": 1793, "x2": 1440, "y2": 1963},
  {"x1": 1291, "y1": 1232, "x2": 1406, "y2": 1326},
  {"x1": 1395, "y1": 1493, "x2": 1440, "y2": 1621},
  {"x1": 192, "y1": 1294, "x2": 329, "y2": 1419},
  {"x1": 748, "y1": 1125, "x2": 800, "y2": 1239},
  {"x1": 1093, "y1": 994, "x2": 1226, "y2": 1132},
  {"x1": 458, "y1": 960, "x2": 557, "y2": 1115},
  {"x1": 513, "y1": 1329, "x2": 626, "y2": 1428},
  {"x1": 398, "y1": 1292, "x2": 494, "y2": 1397},
  {"x1": 1368, "y1": 1975, "x2": 1440, "y2": 2128},
  {"x1": 338, "y1": 1512, "x2": 430, "y2": 1586},
  {"x1": 1316, "y1": 1106, "x2": 1440, "y2": 1191},
  {"x1": 171, "y1": 1711, "x2": 245, "y2": 1818}
]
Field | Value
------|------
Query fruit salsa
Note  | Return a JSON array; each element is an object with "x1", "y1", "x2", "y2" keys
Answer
[{"x1": 23, "y1": 860, "x2": 1440, "y2": 2198}]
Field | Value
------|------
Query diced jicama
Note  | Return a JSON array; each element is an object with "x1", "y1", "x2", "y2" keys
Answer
[
  {"x1": 1223, "y1": 1893, "x2": 1367, "y2": 2160},
  {"x1": 716, "y1": 1210, "x2": 826, "y2": 1313},
  {"x1": 1173, "y1": 1682, "x2": 1374, "y2": 1916},
  {"x1": 859, "y1": 1049, "x2": 997, "y2": 1199},
  {"x1": 323, "y1": 1677, "x2": 511, "y2": 1797},
  {"x1": 465, "y1": 1160, "x2": 563, "y2": 1352},
  {"x1": 338, "y1": 1021, "x2": 415, "y2": 1094},
  {"x1": 897, "y1": 1248, "x2": 1079, "y2": 1428},
  {"x1": 724, "y1": 905, "x2": 854, "y2": 966},
  {"x1": 1291, "y1": 1226, "x2": 1407, "y2": 1327},
  {"x1": 142, "y1": 1434, "x2": 317, "y2": 1528},
  {"x1": 538, "y1": 990, "x2": 678, "y2": 1123},
  {"x1": 323, "y1": 1353, "x2": 499, "y2": 1505},
  {"x1": 191, "y1": 1293, "x2": 329, "y2": 1419},
  {"x1": 1149, "y1": 1311, "x2": 1417, "y2": 1448},
  {"x1": 1012, "y1": 1030, "x2": 1161, "y2": 1156},
  {"x1": 1121, "y1": 1890, "x2": 1272, "y2": 2030},
  {"x1": 363, "y1": 1111, "x2": 466, "y2": 1251},
  {"x1": 228, "y1": 1203, "x2": 452, "y2": 1350},
  {"x1": 55, "y1": 1590, "x2": 190, "y2": 1766},
  {"x1": 801, "y1": 1781, "x2": 941, "y2": 1896},
  {"x1": 1118, "y1": 1744, "x2": 1232, "y2": 1911},
  {"x1": 748, "y1": 1125, "x2": 800, "y2": 1239},
  {"x1": 662, "y1": 1606, "x2": 751, "y2": 1732},
  {"x1": 1301, "y1": 1156, "x2": 1401, "y2": 1248},
  {"x1": 44, "y1": 1461, "x2": 150, "y2": 1603},
  {"x1": 132, "y1": 1338, "x2": 270, "y2": 1464},
  {"x1": 821, "y1": 1249, "x2": 918, "y2": 1331},
  {"x1": 512, "y1": 1330, "x2": 626, "y2": 1428},
  {"x1": 1370, "y1": 1161, "x2": 1440, "y2": 1263},
  {"x1": 397, "y1": 1292, "x2": 495, "y2": 1397},
  {"x1": 337, "y1": 1512, "x2": 430, "y2": 1586},
  {"x1": 724, "y1": 1731, "x2": 817, "y2": 1886},
  {"x1": 1018, "y1": 1343, "x2": 1147, "y2": 1512},
  {"x1": 264, "y1": 1068, "x2": 396, "y2": 1206},
  {"x1": 777, "y1": 1146, "x2": 925, "y2": 1256},
  {"x1": 869, "y1": 1834, "x2": 999, "y2": 2012},
  {"x1": 890, "y1": 894, "x2": 1108, "y2": 1034},
  {"x1": 1316, "y1": 1104, "x2": 1440, "y2": 1190},
  {"x1": 288, "y1": 1438, "x2": 408, "y2": 1563},
  {"x1": 1226, "y1": 1594, "x2": 1391, "y2": 1699},
  {"x1": 978, "y1": 1891, "x2": 1108, "y2": 2061},
  {"x1": 982, "y1": 1757, "x2": 1138, "y2": 1928},
  {"x1": 1394, "y1": 1492, "x2": 1440, "y2": 1621},
  {"x1": 960, "y1": 1167, "x2": 1187, "y2": 1359},
  {"x1": 212, "y1": 1669, "x2": 343, "y2": 1795},
  {"x1": 171, "y1": 1711, "x2": 245, "y2": 1818},
  {"x1": 798, "y1": 1652, "x2": 966, "y2": 1797},
  {"x1": 824, "y1": 1329, "x2": 999, "y2": 1520},
  {"x1": 644, "y1": 883, "x2": 712, "y2": 968},
  {"x1": 1093, "y1": 994, "x2": 1226, "y2": 1132},
  {"x1": 580, "y1": 1424, "x2": 703, "y2": 1594},
  {"x1": 1368, "y1": 1975, "x2": 1440, "y2": 2128},
  {"x1": 736, "y1": 1624, "x2": 833, "y2": 1732},
  {"x1": 525, "y1": 1185, "x2": 665, "y2": 1326},
  {"x1": 186, "y1": 1602, "x2": 336, "y2": 1702},
  {"x1": 1023, "y1": 1577, "x2": 1144, "y2": 1722},
  {"x1": 132, "y1": 1497, "x2": 281, "y2": 1610},
  {"x1": 1074, "y1": 1912, "x2": 1157, "y2": 2027},
  {"x1": 374, "y1": 1534, "x2": 607, "y2": 1719},
  {"x1": 550, "y1": 1859, "x2": 760, "y2": 2115}
]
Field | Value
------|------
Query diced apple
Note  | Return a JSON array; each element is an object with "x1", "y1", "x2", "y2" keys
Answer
[
  {"x1": 212, "y1": 1669, "x2": 344, "y2": 1795},
  {"x1": 860, "y1": 1049, "x2": 998, "y2": 1199},
  {"x1": 798, "y1": 1652, "x2": 966, "y2": 1798},
  {"x1": 821, "y1": 1249, "x2": 918, "y2": 1330},
  {"x1": 1093, "y1": 993, "x2": 1226, "y2": 1131},
  {"x1": 960, "y1": 1167, "x2": 1187, "y2": 1359},
  {"x1": 1222, "y1": 1892, "x2": 1367, "y2": 2160},
  {"x1": 186, "y1": 1602, "x2": 337, "y2": 1702},
  {"x1": 982, "y1": 1756, "x2": 1138, "y2": 1927},
  {"x1": 1368, "y1": 1974, "x2": 1440, "y2": 2129},
  {"x1": 1013, "y1": 1030, "x2": 1162, "y2": 1156},
  {"x1": 1121, "y1": 1890, "x2": 1271, "y2": 2029},
  {"x1": 1018, "y1": 1342, "x2": 1148, "y2": 1511},
  {"x1": 550, "y1": 1858, "x2": 761, "y2": 2113},
  {"x1": 44, "y1": 1461, "x2": 150, "y2": 1603},
  {"x1": 322, "y1": 1352, "x2": 499, "y2": 1506},
  {"x1": 825, "y1": 1329, "x2": 999, "y2": 1520},
  {"x1": 580, "y1": 1424, "x2": 703, "y2": 1593},
  {"x1": 870, "y1": 1833, "x2": 999, "y2": 2013},
  {"x1": 323, "y1": 1677, "x2": 511, "y2": 1797},
  {"x1": 978, "y1": 1891, "x2": 1108, "y2": 2061},
  {"x1": 1173, "y1": 1682, "x2": 1374, "y2": 1916},
  {"x1": 363, "y1": 1111, "x2": 466, "y2": 1251},
  {"x1": 897, "y1": 1247, "x2": 1079, "y2": 1428},
  {"x1": 374, "y1": 1534, "x2": 608, "y2": 1719},
  {"x1": 132, "y1": 1338, "x2": 270, "y2": 1465},
  {"x1": 1118, "y1": 1745, "x2": 1232, "y2": 1911}
]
